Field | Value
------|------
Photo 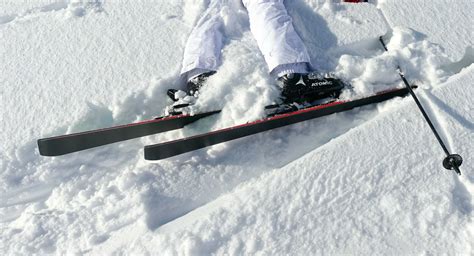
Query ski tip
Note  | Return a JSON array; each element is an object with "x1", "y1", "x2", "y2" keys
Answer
[
  {"x1": 143, "y1": 145, "x2": 166, "y2": 161},
  {"x1": 37, "y1": 139, "x2": 61, "y2": 156},
  {"x1": 37, "y1": 137, "x2": 82, "y2": 157}
]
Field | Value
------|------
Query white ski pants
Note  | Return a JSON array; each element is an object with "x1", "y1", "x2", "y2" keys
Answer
[{"x1": 181, "y1": 0, "x2": 311, "y2": 80}]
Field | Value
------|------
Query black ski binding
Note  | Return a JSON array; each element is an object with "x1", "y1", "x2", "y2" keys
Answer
[
  {"x1": 166, "y1": 103, "x2": 191, "y2": 116},
  {"x1": 167, "y1": 89, "x2": 180, "y2": 102},
  {"x1": 265, "y1": 102, "x2": 301, "y2": 117}
]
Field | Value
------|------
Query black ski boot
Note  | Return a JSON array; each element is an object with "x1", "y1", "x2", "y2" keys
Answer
[
  {"x1": 167, "y1": 71, "x2": 216, "y2": 102},
  {"x1": 278, "y1": 72, "x2": 345, "y2": 103},
  {"x1": 166, "y1": 71, "x2": 216, "y2": 115}
]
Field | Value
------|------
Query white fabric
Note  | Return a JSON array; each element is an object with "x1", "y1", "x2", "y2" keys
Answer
[
  {"x1": 181, "y1": 0, "x2": 311, "y2": 79},
  {"x1": 181, "y1": 1, "x2": 225, "y2": 79},
  {"x1": 183, "y1": 68, "x2": 215, "y2": 82},
  {"x1": 271, "y1": 62, "x2": 310, "y2": 78},
  {"x1": 242, "y1": 0, "x2": 311, "y2": 72}
]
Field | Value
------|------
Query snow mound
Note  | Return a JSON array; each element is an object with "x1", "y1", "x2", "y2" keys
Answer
[{"x1": 379, "y1": 0, "x2": 474, "y2": 61}]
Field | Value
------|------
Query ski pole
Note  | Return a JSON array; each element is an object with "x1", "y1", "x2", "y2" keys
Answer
[{"x1": 379, "y1": 36, "x2": 463, "y2": 175}]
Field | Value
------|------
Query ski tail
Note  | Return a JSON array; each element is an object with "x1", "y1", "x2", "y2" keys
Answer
[
  {"x1": 38, "y1": 110, "x2": 220, "y2": 156},
  {"x1": 144, "y1": 87, "x2": 412, "y2": 160}
]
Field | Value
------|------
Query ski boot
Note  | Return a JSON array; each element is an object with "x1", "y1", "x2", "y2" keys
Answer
[
  {"x1": 266, "y1": 72, "x2": 346, "y2": 117},
  {"x1": 166, "y1": 71, "x2": 216, "y2": 115},
  {"x1": 278, "y1": 72, "x2": 345, "y2": 103}
]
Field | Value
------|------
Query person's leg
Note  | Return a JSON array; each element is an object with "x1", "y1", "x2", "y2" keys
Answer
[
  {"x1": 242, "y1": 0, "x2": 311, "y2": 77},
  {"x1": 242, "y1": 0, "x2": 345, "y2": 102},
  {"x1": 181, "y1": 4, "x2": 225, "y2": 81}
]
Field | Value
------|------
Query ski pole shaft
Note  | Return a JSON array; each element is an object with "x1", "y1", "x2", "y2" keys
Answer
[
  {"x1": 379, "y1": 36, "x2": 462, "y2": 175},
  {"x1": 396, "y1": 67, "x2": 450, "y2": 155}
]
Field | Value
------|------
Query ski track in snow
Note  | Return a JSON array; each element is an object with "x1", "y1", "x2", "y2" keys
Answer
[
  {"x1": 138, "y1": 67, "x2": 473, "y2": 255},
  {"x1": 376, "y1": 0, "x2": 474, "y2": 223},
  {"x1": 424, "y1": 68, "x2": 474, "y2": 212},
  {"x1": 1, "y1": 0, "x2": 473, "y2": 254}
]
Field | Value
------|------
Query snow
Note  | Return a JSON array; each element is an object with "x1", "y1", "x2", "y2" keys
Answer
[
  {"x1": 1, "y1": 0, "x2": 473, "y2": 255},
  {"x1": 378, "y1": 0, "x2": 473, "y2": 61},
  {"x1": 121, "y1": 66, "x2": 474, "y2": 255}
]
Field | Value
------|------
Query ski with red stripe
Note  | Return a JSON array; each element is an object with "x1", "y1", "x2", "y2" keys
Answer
[
  {"x1": 144, "y1": 87, "x2": 412, "y2": 160},
  {"x1": 38, "y1": 110, "x2": 220, "y2": 156}
]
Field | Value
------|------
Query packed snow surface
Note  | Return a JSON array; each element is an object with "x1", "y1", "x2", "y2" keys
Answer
[{"x1": 1, "y1": 0, "x2": 473, "y2": 255}]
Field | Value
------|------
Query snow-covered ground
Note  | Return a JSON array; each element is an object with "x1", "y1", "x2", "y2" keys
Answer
[{"x1": 1, "y1": 0, "x2": 473, "y2": 254}]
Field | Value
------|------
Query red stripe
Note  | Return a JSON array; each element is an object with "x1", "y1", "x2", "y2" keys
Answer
[
  {"x1": 165, "y1": 87, "x2": 403, "y2": 139},
  {"x1": 49, "y1": 113, "x2": 190, "y2": 139},
  {"x1": 182, "y1": 101, "x2": 347, "y2": 137}
]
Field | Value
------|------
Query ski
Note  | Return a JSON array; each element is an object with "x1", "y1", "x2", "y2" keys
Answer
[
  {"x1": 144, "y1": 86, "x2": 412, "y2": 160},
  {"x1": 38, "y1": 110, "x2": 220, "y2": 156}
]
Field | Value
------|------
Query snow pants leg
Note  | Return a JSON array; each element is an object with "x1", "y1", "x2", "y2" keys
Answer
[
  {"x1": 242, "y1": 0, "x2": 311, "y2": 76},
  {"x1": 180, "y1": 2, "x2": 225, "y2": 81},
  {"x1": 181, "y1": 0, "x2": 311, "y2": 80}
]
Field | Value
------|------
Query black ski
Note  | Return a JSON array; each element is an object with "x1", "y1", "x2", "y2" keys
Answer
[
  {"x1": 38, "y1": 110, "x2": 220, "y2": 156},
  {"x1": 144, "y1": 87, "x2": 412, "y2": 160}
]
